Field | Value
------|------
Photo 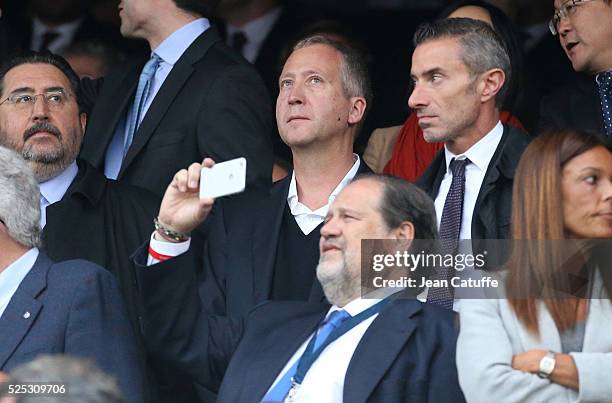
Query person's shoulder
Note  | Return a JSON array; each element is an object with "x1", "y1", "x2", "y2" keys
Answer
[{"x1": 48, "y1": 258, "x2": 114, "y2": 284}]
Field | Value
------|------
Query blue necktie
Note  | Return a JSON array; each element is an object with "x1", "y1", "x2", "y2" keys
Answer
[
  {"x1": 261, "y1": 309, "x2": 350, "y2": 403},
  {"x1": 428, "y1": 158, "x2": 470, "y2": 309},
  {"x1": 123, "y1": 54, "x2": 160, "y2": 156},
  {"x1": 596, "y1": 71, "x2": 612, "y2": 137}
]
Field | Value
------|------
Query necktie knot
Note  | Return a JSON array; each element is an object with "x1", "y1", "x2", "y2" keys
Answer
[
  {"x1": 596, "y1": 71, "x2": 612, "y2": 90},
  {"x1": 142, "y1": 54, "x2": 161, "y2": 80},
  {"x1": 449, "y1": 157, "x2": 470, "y2": 177},
  {"x1": 324, "y1": 309, "x2": 350, "y2": 329}
]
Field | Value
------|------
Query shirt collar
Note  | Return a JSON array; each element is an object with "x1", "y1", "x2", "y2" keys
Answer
[
  {"x1": 328, "y1": 296, "x2": 382, "y2": 318},
  {"x1": 287, "y1": 154, "x2": 361, "y2": 215},
  {"x1": 443, "y1": 120, "x2": 504, "y2": 173},
  {"x1": 226, "y1": 6, "x2": 282, "y2": 47},
  {"x1": 0, "y1": 248, "x2": 39, "y2": 312},
  {"x1": 39, "y1": 161, "x2": 78, "y2": 205},
  {"x1": 32, "y1": 17, "x2": 83, "y2": 37},
  {"x1": 595, "y1": 69, "x2": 612, "y2": 85},
  {"x1": 154, "y1": 18, "x2": 210, "y2": 65}
]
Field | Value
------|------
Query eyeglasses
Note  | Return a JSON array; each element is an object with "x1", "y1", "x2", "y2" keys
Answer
[
  {"x1": 0, "y1": 90, "x2": 73, "y2": 112},
  {"x1": 549, "y1": 0, "x2": 596, "y2": 35}
]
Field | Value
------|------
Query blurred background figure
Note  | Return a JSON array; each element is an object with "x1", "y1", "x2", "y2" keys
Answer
[
  {"x1": 63, "y1": 41, "x2": 120, "y2": 79},
  {"x1": 0, "y1": 355, "x2": 122, "y2": 403}
]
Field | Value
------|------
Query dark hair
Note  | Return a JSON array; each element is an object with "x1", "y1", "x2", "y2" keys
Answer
[
  {"x1": 438, "y1": 0, "x2": 524, "y2": 112},
  {"x1": 0, "y1": 51, "x2": 84, "y2": 113},
  {"x1": 508, "y1": 129, "x2": 612, "y2": 335},
  {"x1": 62, "y1": 40, "x2": 121, "y2": 77},
  {"x1": 172, "y1": 0, "x2": 219, "y2": 17},
  {"x1": 292, "y1": 34, "x2": 373, "y2": 126},
  {"x1": 413, "y1": 18, "x2": 511, "y2": 108},
  {"x1": 356, "y1": 174, "x2": 438, "y2": 240}
]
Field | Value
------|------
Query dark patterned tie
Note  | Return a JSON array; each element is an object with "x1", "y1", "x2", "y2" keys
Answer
[
  {"x1": 40, "y1": 31, "x2": 59, "y2": 51},
  {"x1": 427, "y1": 157, "x2": 470, "y2": 309},
  {"x1": 596, "y1": 71, "x2": 612, "y2": 137},
  {"x1": 230, "y1": 31, "x2": 247, "y2": 55}
]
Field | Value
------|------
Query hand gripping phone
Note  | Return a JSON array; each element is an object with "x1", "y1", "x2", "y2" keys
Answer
[{"x1": 199, "y1": 157, "x2": 246, "y2": 199}]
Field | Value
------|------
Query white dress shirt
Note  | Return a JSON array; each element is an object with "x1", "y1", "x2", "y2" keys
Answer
[
  {"x1": 225, "y1": 6, "x2": 282, "y2": 63},
  {"x1": 39, "y1": 161, "x2": 78, "y2": 228},
  {"x1": 147, "y1": 155, "x2": 361, "y2": 264},
  {"x1": 31, "y1": 17, "x2": 83, "y2": 53},
  {"x1": 288, "y1": 154, "x2": 361, "y2": 235},
  {"x1": 266, "y1": 297, "x2": 383, "y2": 403},
  {"x1": 0, "y1": 248, "x2": 39, "y2": 318},
  {"x1": 433, "y1": 121, "x2": 504, "y2": 240}
]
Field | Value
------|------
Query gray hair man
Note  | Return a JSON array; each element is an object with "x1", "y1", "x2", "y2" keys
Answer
[
  {"x1": 0, "y1": 146, "x2": 143, "y2": 402},
  {"x1": 412, "y1": 18, "x2": 530, "y2": 309}
]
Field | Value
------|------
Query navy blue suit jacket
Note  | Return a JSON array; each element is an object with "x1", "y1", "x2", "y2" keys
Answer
[
  {"x1": 0, "y1": 252, "x2": 144, "y2": 403},
  {"x1": 138, "y1": 258, "x2": 466, "y2": 403}
]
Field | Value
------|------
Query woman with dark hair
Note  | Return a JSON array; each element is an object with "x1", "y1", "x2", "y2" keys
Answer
[
  {"x1": 456, "y1": 129, "x2": 612, "y2": 402},
  {"x1": 364, "y1": 0, "x2": 525, "y2": 177}
]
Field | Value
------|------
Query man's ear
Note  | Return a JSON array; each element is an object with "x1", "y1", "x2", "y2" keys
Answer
[
  {"x1": 478, "y1": 68, "x2": 505, "y2": 104},
  {"x1": 393, "y1": 221, "x2": 415, "y2": 240},
  {"x1": 79, "y1": 112, "x2": 87, "y2": 133},
  {"x1": 347, "y1": 96, "x2": 367, "y2": 125}
]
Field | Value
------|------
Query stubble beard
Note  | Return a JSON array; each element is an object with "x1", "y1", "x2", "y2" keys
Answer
[{"x1": 316, "y1": 250, "x2": 361, "y2": 307}]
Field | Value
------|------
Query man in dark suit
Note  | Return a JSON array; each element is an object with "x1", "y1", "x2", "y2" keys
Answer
[
  {"x1": 410, "y1": 19, "x2": 530, "y2": 308},
  {"x1": 0, "y1": 146, "x2": 144, "y2": 403},
  {"x1": 139, "y1": 34, "x2": 373, "y2": 320},
  {"x1": 138, "y1": 174, "x2": 465, "y2": 403},
  {"x1": 80, "y1": 0, "x2": 274, "y2": 197},
  {"x1": 0, "y1": 53, "x2": 159, "y2": 345},
  {"x1": 538, "y1": 0, "x2": 612, "y2": 138},
  {"x1": 410, "y1": 19, "x2": 530, "y2": 241}
]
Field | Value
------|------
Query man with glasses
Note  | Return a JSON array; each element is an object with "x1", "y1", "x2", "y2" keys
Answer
[
  {"x1": 539, "y1": 0, "x2": 612, "y2": 138},
  {"x1": 0, "y1": 53, "x2": 159, "y2": 389}
]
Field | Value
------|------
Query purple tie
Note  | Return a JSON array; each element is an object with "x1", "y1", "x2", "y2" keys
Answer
[
  {"x1": 596, "y1": 71, "x2": 612, "y2": 137},
  {"x1": 428, "y1": 158, "x2": 470, "y2": 309}
]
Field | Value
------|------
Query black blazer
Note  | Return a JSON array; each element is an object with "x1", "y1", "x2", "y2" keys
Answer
[
  {"x1": 0, "y1": 252, "x2": 144, "y2": 403},
  {"x1": 80, "y1": 27, "x2": 274, "y2": 197},
  {"x1": 417, "y1": 125, "x2": 530, "y2": 241},
  {"x1": 136, "y1": 161, "x2": 373, "y2": 319},
  {"x1": 137, "y1": 255, "x2": 465, "y2": 403},
  {"x1": 42, "y1": 160, "x2": 159, "y2": 332},
  {"x1": 538, "y1": 77, "x2": 605, "y2": 135}
]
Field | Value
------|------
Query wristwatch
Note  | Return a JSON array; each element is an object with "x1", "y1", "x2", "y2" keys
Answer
[{"x1": 537, "y1": 351, "x2": 556, "y2": 379}]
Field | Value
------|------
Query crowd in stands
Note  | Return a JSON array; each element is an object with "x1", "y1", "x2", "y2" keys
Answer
[{"x1": 0, "y1": 0, "x2": 611, "y2": 402}]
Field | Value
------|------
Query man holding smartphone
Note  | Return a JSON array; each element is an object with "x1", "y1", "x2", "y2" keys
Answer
[{"x1": 138, "y1": 34, "x2": 372, "y2": 330}]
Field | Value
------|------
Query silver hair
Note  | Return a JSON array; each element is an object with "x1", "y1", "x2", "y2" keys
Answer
[
  {"x1": 414, "y1": 18, "x2": 511, "y2": 107},
  {"x1": 0, "y1": 146, "x2": 41, "y2": 248},
  {"x1": 0, "y1": 355, "x2": 122, "y2": 403}
]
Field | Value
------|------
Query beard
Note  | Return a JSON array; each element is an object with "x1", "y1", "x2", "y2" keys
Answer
[
  {"x1": 316, "y1": 249, "x2": 361, "y2": 307},
  {"x1": 0, "y1": 122, "x2": 80, "y2": 182}
]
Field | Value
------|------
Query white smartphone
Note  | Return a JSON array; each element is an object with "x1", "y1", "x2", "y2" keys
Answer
[{"x1": 200, "y1": 157, "x2": 247, "y2": 199}]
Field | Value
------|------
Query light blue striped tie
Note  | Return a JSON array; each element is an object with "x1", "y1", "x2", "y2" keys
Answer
[{"x1": 123, "y1": 53, "x2": 160, "y2": 156}]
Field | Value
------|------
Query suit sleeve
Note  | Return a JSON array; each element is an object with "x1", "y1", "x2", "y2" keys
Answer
[
  {"x1": 65, "y1": 263, "x2": 145, "y2": 403},
  {"x1": 197, "y1": 64, "x2": 274, "y2": 190},
  {"x1": 136, "y1": 243, "x2": 244, "y2": 394},
  {"x1": 426, "y1": 313, "x2": 466, "y2": 403},
  {"x1": 456, "y1": 299, "x2": 571, "y2": 403}
]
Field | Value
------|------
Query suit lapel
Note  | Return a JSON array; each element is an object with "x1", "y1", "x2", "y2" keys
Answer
[
  {"x1": 343, "y1": 299, "x2": 421, "y2": 403},
  {"x1": 416, "y1": 150, "x2": 446, "y2": 199},
  {"x1": 87, "y1": 66, "x2": 140, "y2": 168},
  {"x1": 0, "y1": 253, "x2": 50, "y2": 369},
  {"x1": 119, "y1": 29, "x2": 221, "y2": 177},
  {"x1": 252, "y1": 176, "x2": 291, "y2": 302}
]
